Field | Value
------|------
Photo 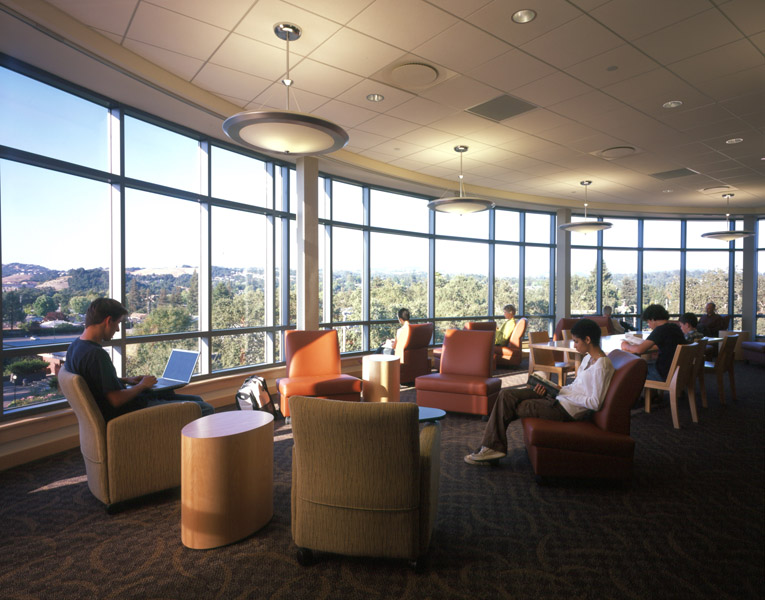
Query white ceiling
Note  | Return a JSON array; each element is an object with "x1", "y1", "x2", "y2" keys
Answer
[{"x1": 2, "y1": 0, "x2": 764, "y2": 214}]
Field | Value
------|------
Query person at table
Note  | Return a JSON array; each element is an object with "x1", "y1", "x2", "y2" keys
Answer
[
  {"x1": 620, "y1": 304, "x2": 685, "y2": 382},
  {"x1": 65, "y1": 298, "x2": 213, "y2": 422},
  {"x1": 465, "y1": 318, "x2": 614, "y2": 465},
  {"x1": 603, "y1": 305, "x2": 625, "y2": 334},
  {"x1": 697, "y1": 302, "x2": 724, "y2": 337},
  {"x1": 678, "y1": 313, "x2": 705, "y2": 343},
  {"x1": 494, "y1": 304, "x2": 517, "y2": 349},
  {"x1": 381, "y1": 307, "x2": 410, "y2": 355}
]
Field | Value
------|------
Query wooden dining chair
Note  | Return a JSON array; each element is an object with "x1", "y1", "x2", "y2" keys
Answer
[
  {"x1": 644, "y1": 343, "x2": 698, "y2": 429},
  {"x1": 704, "y1": 334, "x2": 737, "y2": 405},
  {"x1": 528, "y1": 331, "x2": 573, "y2": 386},
  {"x1": 600, "y1": 326, "x2": 609, "y2": 337},
  {"x1": 560, "y1": 329, "x2": 579, "y2": 376},
  {"x1": 689, "y1": 339, "x2": 709, "y2": 409}
]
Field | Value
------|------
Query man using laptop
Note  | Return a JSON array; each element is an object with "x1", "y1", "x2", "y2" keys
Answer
[{"x1": 65, "y1": 298, "x2": 213, "y2": 422}]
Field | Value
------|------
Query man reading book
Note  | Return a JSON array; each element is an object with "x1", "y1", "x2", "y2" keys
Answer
[{"x1": 465, "y1": 318, "x2": 615, "y2": 465}]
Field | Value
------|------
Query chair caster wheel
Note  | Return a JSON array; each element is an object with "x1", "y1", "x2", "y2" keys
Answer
[
  {"x1": 296, "y1": 547, "x2": 314, "y2": 566},
  {"x1": 285, "y1": 416, "x2": 291, "y2": 425}
]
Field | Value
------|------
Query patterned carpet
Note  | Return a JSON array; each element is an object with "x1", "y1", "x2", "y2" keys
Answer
[{"x1": 1, "y1": 361, "x2": 763, "y2": 600}]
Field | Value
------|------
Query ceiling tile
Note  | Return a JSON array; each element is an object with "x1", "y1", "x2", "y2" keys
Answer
[
  {"x1": 348, "y1": 0, "x2": 457, "y2": 51},
  {"x1": 590, "y1": 0, "x2": 708, "y2": 40},
  {"x1": 396, "y1": 126, "x2": 456, "y2": 147},
  {"x1": 384, "y1": 97, "x2": 456, "y2": 125},
  {"x1": 193, "y1": 63, "x2": 272, "y2": 102},
  {"x1": 288, "y1": 58, "x2": 363, "y2": 96},
  {"x1": 668, "y1": 39, "x2": 763, "y2": 84},
  {"x1": 345, "y1": 128, "x2": 389, "y2": 149},
  {"x1": 566, "y1": 44, "x2": 658, "y2": 88},
  {"x1": 249, "y1": 82, "x2": 330, "y2": 112},
  {"x1": 751, "y1": 31, "x2": 765, "y2": 54},
  {"x1": 208, "y1": 34, "x2": 287, "y2": 81},
  {"x1": 144, "y1": 0, "x2": 254, "y2": 30},
  {"x1": 654, "y1": 104, "x2": 742, "y2": 132},
  {"x1": 126, "y1": 2, "x2": 229, "y2": 60},
  {"x1": 549, "y1": 91, "x2": 627, "y2": 124},
  {"x1": 695, "y1": 65, "x2": 765, "y2": 102},
  {"x1": 371, "y1": 138, "x2": 427, "y2": 157},
  {"x1": 717, "y1": 0, "x2": 765, "y2": 37},
  {"x1": 335, "y1": 80, "x2": 414, "y2": 110},
  {"x1": 47, "y1": 0, "x2": 138, "y2": 37},
  {"x1": 426, "y1": 0, "x2": 494, "y2": 19},
  {"x1": 311, "y1": 99, "x2": 379, "y2": 128},
  {"x1": 603, "y1": 68, "x2": 713, "y2": 114},
  {"x1": 428, "y1": 111, "x2": 496, "y2": 136},
  {"x1": 468, "y1": 50, "x2": 556, "y2": 94},
  {"x1": 309, "y1": 28, "x2": 404, "y2": 77},
  {"x1": 413, "y1": 21, "x2": 510, "y2": 73},
  {"x1": 123, "y1": 38, "x2": 204, "y2": 81},
  {"x1": 511, "y1": 71, "x2": 592, "y2": 107},
  {"x1": 520, "y1": 15, "x2": 623, "y2": 70},
  {"x1": 288, "y1": 0, "x2": 377, "y2": 23},
  {"x1": 501, "y1": 109, "x2": 573, "y2": 135},
  {"x1": 419, "y1": 75, "x2": 499, "y2": 110},
  {"x1": 356, "y1": 114, "x2": 421, "y2": 137}
]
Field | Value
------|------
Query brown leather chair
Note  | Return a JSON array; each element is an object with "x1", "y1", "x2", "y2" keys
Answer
[
  {"x1": 553, "y1": 316, "x2": 614, "y2": 341},
  {"x1": 433, "y1": 321, "x2": 495, "y2": 371},
  {"x1": 521, "y1": 349, "x2": 647, "y2": 481},
  {"x1": 494, "y1": 317, "x2": 527, "y2": 368},
  {"x1": 396, "y1": 322, "x2": 434, "y2": 383},
  {"x1": 277, "y1": 329, "x2": 362, "y2": 420},
  {"x1": 415, "y1": 329, "x2": 501, "y2": 416}
]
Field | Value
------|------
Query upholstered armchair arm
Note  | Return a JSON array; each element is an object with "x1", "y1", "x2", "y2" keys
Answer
[
  {"x1": 106, "y1": 402, "x2": 201, "y2": 504},
  {"x1": 418, "y1": 422, "x2": 441, "y2": 553}
]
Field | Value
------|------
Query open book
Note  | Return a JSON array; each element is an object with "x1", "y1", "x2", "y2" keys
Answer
[
  {"x1": 527, "y1": 373, "x2": 560, "y2": 398},
  {"x1": 623, "y1": 333, "x2": 645, "y2": 346}
]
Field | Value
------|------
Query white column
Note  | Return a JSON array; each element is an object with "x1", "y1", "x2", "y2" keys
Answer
[
  {"x1": 555, "y1": 208, "x2": 571, "y2": 324},
  {"x1": 741, "y1": 215, "x2": 756, "y2": 334},
  {"x1": 296, "y1": 156, "x2": 319, "y2": 330}
]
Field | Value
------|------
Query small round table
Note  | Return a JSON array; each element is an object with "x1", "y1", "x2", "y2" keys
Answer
[
  {"x1": 362, "y1": 354, "x2": 400, "y2": 403},
  {"x1": 181, "y1": 411, "x2": 274, "y2": 550},
  {"x1": 418, "y1": 406, "x2": 446, "y2": 423}
]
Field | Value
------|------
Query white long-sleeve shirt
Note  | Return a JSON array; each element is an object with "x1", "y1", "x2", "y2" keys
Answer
[{"x1": 556, "y1": 353, "x2": 615, "y2": 420}]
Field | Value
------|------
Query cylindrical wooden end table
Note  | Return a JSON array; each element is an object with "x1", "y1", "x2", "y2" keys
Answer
[
  {"x1": 181, "y1": 411, "x2": 274, "y2": 549},
  {"x1": 362, "y1": 354, "x2": 401, "y2": 402}
]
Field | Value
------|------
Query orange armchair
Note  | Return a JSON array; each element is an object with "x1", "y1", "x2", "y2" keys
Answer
[
  {"x1": 395, "y1": 322, "x2": 434, "y2": 383},
  {"x1": 521, "y1": 349, "x2": 647, "y2": 481},
  {"x1": 415, "y1": 329, "x2": 501, "y2": 416},
  {"x1": 277, "y1": 330, "x2": 362, "y2": 419},
  {"x1": 494, "y1": 317, "x2": 527, "y2": 368}
]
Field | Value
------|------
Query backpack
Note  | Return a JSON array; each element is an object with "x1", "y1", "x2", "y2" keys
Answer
[{"x1": 235, "y1": 374, "x2": 277, "y2": 416}]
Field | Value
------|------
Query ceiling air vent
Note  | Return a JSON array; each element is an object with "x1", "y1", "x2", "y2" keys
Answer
[
  {"x1": 466, "y1": 94, "x2": 537, "y2": 122},
  {"x1": 650, "y1": 168, "x2": 699, "y2": 180}
]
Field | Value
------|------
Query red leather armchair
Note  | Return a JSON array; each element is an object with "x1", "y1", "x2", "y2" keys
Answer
[
  {"x1": 553, "y1": 316, "x2": 614, "y2": 341},
  {"x1": 415, "y1": 329, "x2": 501, "y2": 416},
  {"x1": 521, "y1": 349, "x2": 647, "y2": 481},
  {"x1": 395, "y1": 322, "x2": 434, "y2": 383},
  {"x1": 277, "y1": 330, "x2": 362, "y2": 419},
  {"x1": 494, "y1": 317, "x2": 527, "y2": 368}
]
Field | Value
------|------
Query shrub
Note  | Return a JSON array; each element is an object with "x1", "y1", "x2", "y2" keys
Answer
[{"x1": 9, "y1": 358, "x2": 49, "y2": 377}]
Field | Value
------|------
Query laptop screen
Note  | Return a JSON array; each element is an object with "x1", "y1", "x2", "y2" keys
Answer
[{"x1": 162, "y1": 350, "x2": 199, "y2": 382}]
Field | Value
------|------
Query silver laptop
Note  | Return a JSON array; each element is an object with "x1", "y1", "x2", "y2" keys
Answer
[{"x1": 152, "y1": 349, "x2": 200, "y2": 391}]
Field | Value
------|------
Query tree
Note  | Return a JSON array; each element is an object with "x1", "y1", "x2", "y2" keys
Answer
[
  {"x1": 69, "y1": 295, "x2": 91, "y2": 316},
  {"x1": 33, "y1": 295, "x2": 56, "y2": 317},
  {"x1": 2, "y1": 291, "x2": 26, "y2": 329}
]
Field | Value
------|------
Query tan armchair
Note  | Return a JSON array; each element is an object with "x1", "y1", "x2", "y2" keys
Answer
[
  {"x1": 58, "y1": 368, "x2": 201, "y2": 512},
  {"x1": 290, "y1": 396, "x2": 440, "y2": 569}
]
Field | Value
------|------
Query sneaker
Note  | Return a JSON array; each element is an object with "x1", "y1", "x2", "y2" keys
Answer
[{"x1": 464, "y1": 446, "x2": 506, "y2": 465}]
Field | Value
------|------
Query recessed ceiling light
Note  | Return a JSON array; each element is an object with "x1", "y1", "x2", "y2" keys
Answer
[
  {"x1": 512, "y1": 9, "x2": 537, "y2": 23},
  {"x1": 725, "y1": 137, "x2": 743, "y2": 144},
  {"x1": 606, "y1": 65, "x2": 619, "y2": 72},
  {"x1": 662, "y1": 100, "x2": 683, "y2": 109},
  {"x1": 366, "y1": 93, "x2": 384, "y2": 102},
  {"x1": 662, "y1": 189, "x2": 674, "y2": 193}
]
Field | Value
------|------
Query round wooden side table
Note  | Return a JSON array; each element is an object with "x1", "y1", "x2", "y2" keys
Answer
[
  {"x1": 181, "y1": 411, "x2": 274, "y2": 549},
  {"x1": 362, "y1": 354, "x2": 400, "y2": 402}
]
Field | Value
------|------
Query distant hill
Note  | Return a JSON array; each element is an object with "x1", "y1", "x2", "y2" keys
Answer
[{"x1": 2, "y1": 263, "x2": 60, "y2": 280}]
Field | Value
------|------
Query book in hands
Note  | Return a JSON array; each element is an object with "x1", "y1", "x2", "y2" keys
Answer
[{"x1": 527, "y1": 373, "x2": 560, "y2": 398}]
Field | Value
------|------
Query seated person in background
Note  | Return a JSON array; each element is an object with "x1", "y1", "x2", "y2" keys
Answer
[
  {"x1": 678, "y1": 312, "x2": 705, "y2": 342},
  {"x1": 621, "y1": 304, "x2": 685, "y2": 382},
  {"x1": 65, "y1": 298, "x2": 213, "y2": 422},
  {"x1": 697, "y1": 302, "x2": 724, "y2": 337},
  {"x1": 494, "y1": 304, "x2": 517, "y2": 350},
  {"x1": 382, "y1": 307, "x2": 410, "y2": 355},
  {"x1": 465, "y1": 319, "x2": 614, "y2": 465},
  {"x1": 603, "y1": 305, "x2": 624, "y2": 334}
]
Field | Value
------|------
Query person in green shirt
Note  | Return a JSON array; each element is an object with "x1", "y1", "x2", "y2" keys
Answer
[{"x1": 495, "y1": 304, "x2": 517, "y2": 348}]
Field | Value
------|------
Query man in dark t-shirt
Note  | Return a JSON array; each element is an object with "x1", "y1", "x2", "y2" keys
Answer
[
  {"x1": 698, "y1": 302, "x2": 724, "y2": 337},
  {"x1": 65, "y1": 298, "x2": 213, "y2": 422},
  {"x1": 621, "y1": 304, "x2": 685, "y2": 381}
]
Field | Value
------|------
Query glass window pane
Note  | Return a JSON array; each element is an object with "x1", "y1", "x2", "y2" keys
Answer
[
  {"x1": 644, "y1": 220, "x2": 681, "y2": 248},
  {"x1": 524, "y1": 246, "x2": 551, "y2": 315},
  {"x1": 211, "y1": 207, "x2": 267, "y2": 329},
  {"x1": 318, "y1": 177, "x2": 328, "y2": 220},
  {"x1": 2, "y1": 161, "x2": 109, "y2": 349},
  {"x1": 495, "y1": 210, "x2": 520, "y2": 242},
  {"x1": 687, "y1": 220, "x2": 729, "y2": 249},
  {"x1": 685, "y1": 252, "x2": 730, "y2": 315},
  {"x1": 567, "y1": 217, "x2": 598, "y2": 247},
  {"x1": 734, "y1": 251, "x2": 743, "y2": 315},
  {"x1": 212, "y1": 332, "x2": 266, "y2": 371},
  {"x1": 333, "y1": 181, "x2": 363, "y2": 224},
  {"x1": 370, "y1": 189, "x2": 429, "y2": 233},
  {"x1": 571, "y1": 248, "x2": 597, "y2": 314},
  {"x1": 603, "y1": 250, "x2": 638, "y2": 318},
  {"x1": 125, "y1": 189, "x2": 199, "y2": 335},
  {"x1": 336, "y1": 324, "x2": 362, "y2": 353},
  {"x1": 436, "y1": 210, "x2": 489, "y2": 239},
  {"x1": 124, "y1": 116, "x2": 200, "y2": 193},
  {"x1": 0, "y1": 67, "x2": 109, "y2": 171},
  {"x1": 602, "y1": 218, "x2": 638, "y2": 247},
  {"x1": 643, "y1": 251, "x2": 680, "y2": 314},
  {"x1": 525, "y1": 213, "x2": 552, "y2": 244},
  {"x1": 211, "y1": 146, "x2": 270, "y2": 207},
  {"x1": 494, "y1": 245, "x2": 520, "y2": 315},
  {"x1": 332, "y1": 227, "x2": 363, "y2": 322},
  {"x1": 125, "y1": 339, "x2": 198, "y2": 378},
  {"x1": 4, "y1": 351, "x2": 65, "y2": 412},
  {"x1": 435, "y1": 240, "x2": 488, "y2": 318}
]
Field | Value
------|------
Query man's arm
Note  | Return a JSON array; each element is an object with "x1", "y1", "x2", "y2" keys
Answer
[
  {"x1": 621, "y1": 338, "x2": 656, "y2": 355},
  {"x1": 105, "y1": 376, "x2": 157, "y2": 408}
]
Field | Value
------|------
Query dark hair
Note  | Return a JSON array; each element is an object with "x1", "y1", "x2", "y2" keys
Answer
[
  {"x1": 642, "y1": 304, "x2": 669, "y2": 322},
  {"x1": 503, "y1": 304, "x2": 516, "y2": 314},
  {"x1": 397, "y1": 308, "x2": 410, "y2": 322},
  {"x1": 603, "y1": 305, "x2": 613, "y2": 315},
  {"x1": 678, "y1": 312, "x2": 698, "y2": 328},
  {"x1": 85, "y1": 298, "x2": 128, "y2": 328},
  {"x1": 571, "y1": 318, "x2": 601, "y2": 346}
]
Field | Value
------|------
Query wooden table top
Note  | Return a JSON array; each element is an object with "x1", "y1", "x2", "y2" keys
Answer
[{"x1": 182, "y1": 410, "x2": 274, "y2": 440}]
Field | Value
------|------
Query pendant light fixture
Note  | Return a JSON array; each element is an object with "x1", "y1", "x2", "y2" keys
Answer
[
  {"x1": 223, "y1": 23, "x2": 349, "y2": 156},
  {"x1": 701, "y1": 193, "x2": 754, "y2": 241},
  {"x1": 558, "y1": 180, "x2": 612, "y2": 233},
  {"x1": 427, "y1": 145, "x2": 494, "y2": 214}
]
